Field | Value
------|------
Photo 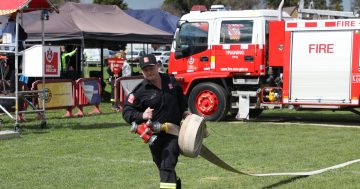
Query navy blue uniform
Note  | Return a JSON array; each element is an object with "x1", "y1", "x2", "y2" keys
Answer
[{"x1": 122, "y1": 73, "x2": 187, "y2": 188}]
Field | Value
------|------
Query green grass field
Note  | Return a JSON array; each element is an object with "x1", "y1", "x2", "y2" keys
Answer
[{"x1": 1, "y1": 105, "x2": 360, "y2": 189}]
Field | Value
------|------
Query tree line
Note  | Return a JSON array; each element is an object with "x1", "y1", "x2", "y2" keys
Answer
[{"x1": 51, "y1": 0, "x2": 358, "y2": 17}]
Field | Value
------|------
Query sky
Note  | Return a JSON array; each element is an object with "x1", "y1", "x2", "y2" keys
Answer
[
  {"x1": 79, "y1": 0, "x2": 164, "y2": 9},
  {"x1": 123, "y1": 0, "x2": 164, "y2": 9},
  {"x1": 80, "y1": 0, "x2": 352, "y2": 11}
]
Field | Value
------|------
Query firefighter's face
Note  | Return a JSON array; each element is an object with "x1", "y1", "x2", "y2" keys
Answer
[{"x1": 142, "y1": 64, "x2": 160, "y2": 81}]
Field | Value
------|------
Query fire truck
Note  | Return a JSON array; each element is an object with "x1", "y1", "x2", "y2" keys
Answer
[{"x1": 168, "y1": 0, "x2": 360, "y2": 121}]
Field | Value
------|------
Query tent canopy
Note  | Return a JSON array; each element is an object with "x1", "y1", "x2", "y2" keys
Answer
[
  {"x1": 125, "y1": 8, "x2": 179, "y2": 34},
  {"x1": 23, "y1": 3, "x2": 173, "y2": 47},
  {"x1": 0, "y1": 0, "x2": 57, "y2": 15}
]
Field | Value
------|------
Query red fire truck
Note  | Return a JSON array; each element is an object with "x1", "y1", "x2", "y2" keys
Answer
[{"x1": 168, "y1": 1, "x2": 360, "y2": 121}]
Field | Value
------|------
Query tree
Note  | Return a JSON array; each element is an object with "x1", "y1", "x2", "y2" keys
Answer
[
  {"x1": 162, "y1": 0, "x2": 260, "y2": 17},
  {"x1": 51, "y1": 0, "x2": 79, "y2": 6},
  {"x1": 216, "y1": 0, "x2": 262, "y2": 10},
  {"x1": 328, "y1": 0, "x2": 343, "y2": 10},
  {"x1": 313, "y1": 0, "x2": 327, "y2": 9},
  {"x1": 266, "y1": 0, "x2": 327, "y2": 9},
  {"x1": 352, "y1": 0, "x2": 360, "y2": 11},
  {"x1": 93, "y1": 0, "x2": 128, "y2": 9},
  {"x1": 266, "y1": 0, "x2": 298, "y2": 9}
]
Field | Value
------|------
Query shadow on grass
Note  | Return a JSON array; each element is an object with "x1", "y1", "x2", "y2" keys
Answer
[
  {"x1": 70, "y1": 122, "x2": 129, "y2": 130},
  {"x1": 20, "y1": 129, "x2": 50, "y2": 135},
  {"x1": 225, "y1": 111, "x2": 360, "y2": 127},
  {"x1": 44, "y1": 111, "x2": 120, "y2": 120},
  {"x1": 262, "y1": 175, "x2": 309, "y2": 189},
  {"x1": 13, "y1": 120, "x2": 129, "y2": 131}
]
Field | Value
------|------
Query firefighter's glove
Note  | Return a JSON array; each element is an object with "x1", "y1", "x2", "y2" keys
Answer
[
  {"x1": 142, "y1": 107, "x2": 154, "y2": 120},
  {"x1": 183, "y1": 111, "x2": 192, "y2": 119}
]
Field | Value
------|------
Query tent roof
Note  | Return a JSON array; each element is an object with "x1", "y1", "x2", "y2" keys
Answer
[
  {"x1": 0, "y1": 0, "x2": 57, "y2": 15},
  {"x1": 125, "y1": 8, "x2": 179, "y2": 34},
  {"x1": 23, "y1": 3, "x2": 173, "y2": 46}
]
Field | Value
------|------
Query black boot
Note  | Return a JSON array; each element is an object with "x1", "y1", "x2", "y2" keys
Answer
[{"x1": 176, "y1": 177, "x2": 181, "y2": 189}]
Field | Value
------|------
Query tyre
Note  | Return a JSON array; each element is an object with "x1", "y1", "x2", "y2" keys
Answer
[{"x1": 188, "y1": 82, "x2": 229, "y2": 121}]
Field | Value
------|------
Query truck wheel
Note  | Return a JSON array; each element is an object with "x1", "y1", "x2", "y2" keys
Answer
[{"x1": 188, "y1": 82, "x2": 229, "y2": 121}]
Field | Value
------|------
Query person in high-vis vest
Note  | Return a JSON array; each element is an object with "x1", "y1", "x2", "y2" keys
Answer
[
  {"x1": 60, "y1": 46, "x2": 77, "y2": 79},
  {"x1": 122, "y1": 54, "x2": 190, "y2": 189}
]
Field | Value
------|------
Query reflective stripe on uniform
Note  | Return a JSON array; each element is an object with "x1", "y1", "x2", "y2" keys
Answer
[{"x1": 160, "y1": 182, "x2": 176, "y2": 189}]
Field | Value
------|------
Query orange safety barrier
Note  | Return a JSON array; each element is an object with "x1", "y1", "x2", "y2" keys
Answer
[
  {"x1": 31, "y1": 79, "x2": 76, "y2": 118},
  {"x1": 75, "y1": 77, "x2": 102, "y2": 116},
  {"x1": 114, "y1": 76, "x2": 144, "y2": 112}
]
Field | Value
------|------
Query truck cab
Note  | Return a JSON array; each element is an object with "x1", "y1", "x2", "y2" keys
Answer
[{"x1": 169, "y1": 7, "x2": 291, "y2": 121}]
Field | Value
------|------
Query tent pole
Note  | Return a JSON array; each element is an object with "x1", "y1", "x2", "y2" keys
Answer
[
  {"x1": 15, "y1": 13, "x2": 20, "y2": 128},
  {"x1": 40, "y1": 10, "x2": 46, "y2": 122},
  {"x1": 81, "y1": 39, "x2": 85, "y2": 76},
  {"x1": 100, "y1": 43, "x2": 104, "y2": 89}
]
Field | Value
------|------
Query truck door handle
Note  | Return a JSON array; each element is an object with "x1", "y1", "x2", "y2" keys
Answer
[
  {"x1": 244, "y1": 56, "x2": 254, "y2": 62},
  {"x1": 200, "y1": 56, "x2": 209, "y2": 62}
]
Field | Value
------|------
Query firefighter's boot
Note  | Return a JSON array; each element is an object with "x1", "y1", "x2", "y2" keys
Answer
[{"x1": 176, "y1": 178, "x2": 181, "y2": 189}]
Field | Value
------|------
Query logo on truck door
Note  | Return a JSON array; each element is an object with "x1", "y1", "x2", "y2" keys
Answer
[{"x1": 352, "y1": 74, "x2": 360, "y2": 83}]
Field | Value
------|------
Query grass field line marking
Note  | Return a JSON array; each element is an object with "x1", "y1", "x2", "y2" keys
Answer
[{"x1": 249, "y1": 159, "x2": 360, "y2": 176}]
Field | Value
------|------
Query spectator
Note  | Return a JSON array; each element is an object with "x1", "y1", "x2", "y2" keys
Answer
[
  {"x1": 60, "y1": 46, "x2": 77, "y2": 79},
  {"x1": 107, "y1": 62, "x2": 118, "y2": 110},
  {"x1": 1, "y1": 14, "x2": 28, "y2": 92},
  {"x1": 119, "y1": 50, "x2": 131, "y2": 77}
]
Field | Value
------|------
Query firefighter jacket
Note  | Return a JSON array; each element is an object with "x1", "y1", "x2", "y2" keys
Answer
[{"x1": 122, "y1": 73, "x2": 187, "y2": 126}]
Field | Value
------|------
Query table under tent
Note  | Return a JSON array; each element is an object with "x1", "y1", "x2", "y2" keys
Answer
[{"x1": 0, "y1": 0, "x2": 57, "y2": 131}]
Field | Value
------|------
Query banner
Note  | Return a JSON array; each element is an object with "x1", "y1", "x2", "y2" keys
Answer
[
  {"x1": 37, "y1": 82, "x2": 73, "y2": 108},
  {"x1": 23, "y1": 45, "x2": 61, "y2": 77},
  {"x1": 107, "y1": 57, "x2": 124, "y2": 76},
  {"x1": 44, "y1": 47, "x2": 60, "y2": 76},
  {"x1": 82, "y1": 80, "x2": 101, "y2": 105}
]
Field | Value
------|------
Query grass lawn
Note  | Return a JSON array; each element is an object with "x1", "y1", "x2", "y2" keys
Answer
[{"x1": 1, "y1": 103, "x2": 360, "y2": 188}]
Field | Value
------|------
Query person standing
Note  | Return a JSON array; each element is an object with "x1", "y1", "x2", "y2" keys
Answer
[
  {"x1": 1, "y1": 14, "x2": 28, "y2": 121},
  {"x1": 60, "y1": 46, "x2": 77, "y2": 79},
  {"x1": 122, "y1": 54, "x2": 190, "y2": 189},
  {"x1": 1, "y1": 14, "x2": 28, "y2": 91},
  {"x1": 119, "y1": 51, "x2": 131, "y2": 77},
  {"x1": 107, "y1": 61, "x2": 117, "y2": 110},
  {"x1": 108, "y1": 50, "x2": 132, "y2": 110}
]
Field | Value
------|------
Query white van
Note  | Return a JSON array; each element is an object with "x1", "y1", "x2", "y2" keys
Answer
[
  {"x1": 126, "y1": 50, "x2": 145, "y2": 62},
  {"x1": 84, "y1": 48, "x2": 115, "y2": 66}
]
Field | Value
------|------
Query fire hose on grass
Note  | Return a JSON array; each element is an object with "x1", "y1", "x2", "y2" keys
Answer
[{"x1": 130, "y1": 114, "x2": 360, "y2": 177}]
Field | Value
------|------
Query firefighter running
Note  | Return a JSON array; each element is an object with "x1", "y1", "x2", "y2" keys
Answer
[{"x1": 122, "y1": 54, "x2": 190, "y2": 189}]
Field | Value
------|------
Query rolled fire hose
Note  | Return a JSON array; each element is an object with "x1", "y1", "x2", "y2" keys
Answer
[{"x1": 165, "y1": 114, "x2": 360, "y2": 177}]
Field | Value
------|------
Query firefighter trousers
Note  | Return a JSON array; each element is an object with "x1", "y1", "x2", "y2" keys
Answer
[{"x1": 149, "y1": 134, "x2": 180, "y2": 189}]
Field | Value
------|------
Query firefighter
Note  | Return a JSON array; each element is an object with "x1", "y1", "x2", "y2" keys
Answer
[{"x1": 122, "y1": 54, "x2": 190, "y2": 189}]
